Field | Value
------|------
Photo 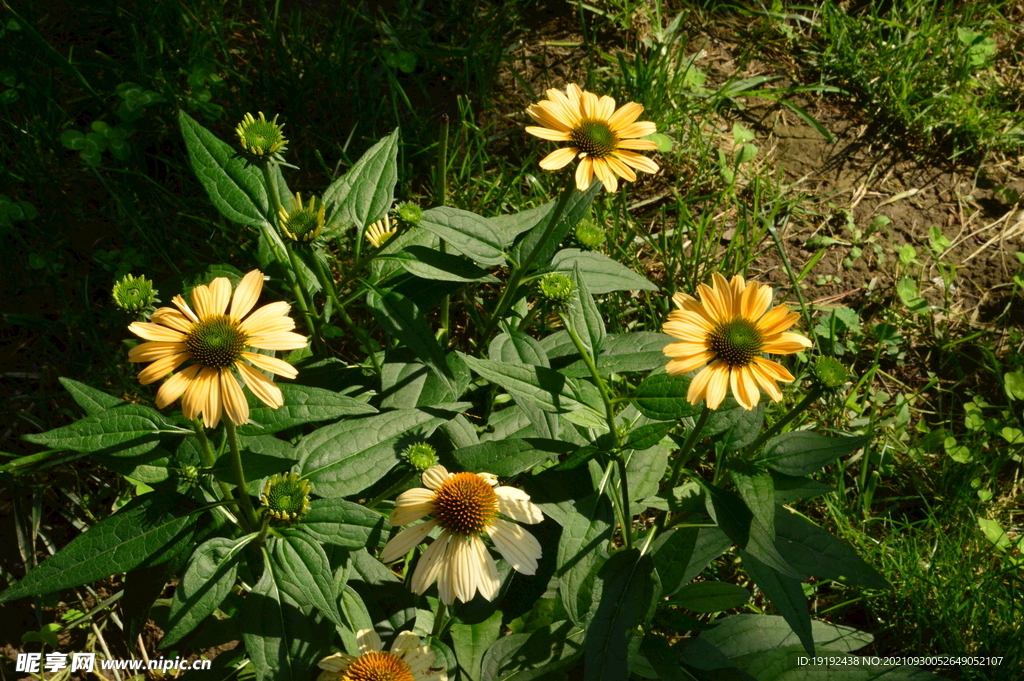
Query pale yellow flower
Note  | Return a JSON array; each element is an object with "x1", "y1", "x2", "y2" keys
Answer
[
  {"x1": 366, "y1": 214, "x2": 397, "y2": 248},
  {"x1": 380, "y1": 466, "x2": 543, "y2": 605},
  {"x1": 317, "y1": 628, "x2": 446, "y2": 681},
  {"x1": 525, "y1": 83, "x2": 659, "y2": 192},
  {"x1": 663, "y1": 274, "x2": 812, "y2": 410},
  {"x1": 127, "y1": 269, "x2": 307, "y2": 427}
]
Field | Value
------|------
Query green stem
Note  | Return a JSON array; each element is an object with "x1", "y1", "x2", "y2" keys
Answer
[
  {"x1": 666, "y1": 406, "x2": 711, "y2": 489},
  {"x1": 255, "y1": 516, "x2": 272, "y2": 546},
  {"x1": 431, "y1": 601, "x2": 447, "y2": 639},
  {"x1": 437, "y1": 114, "x2": 451, "y2": 346},
  {"x1": 742, "y1": 386, "x2": 825, "y2": 457},
  {"x1": 481, "y1": 177, "x2": 578, "y2": 341},
  {"x1": 309, "y1": 251, "x2": 382, "y2": 375},
  {"x1": 365, "y1": 470, "x2": 417, "y2": 509},
  {"x1": 224, "y1": 420, "x2": 259, "y2": 532},
  {"x1": 192, "y1": 418, "x2": 238, "y2": 506}
]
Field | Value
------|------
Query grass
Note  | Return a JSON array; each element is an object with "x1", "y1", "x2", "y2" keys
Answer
[{"x1": 2, "y1": 0, "x2": 1024, "y2": 677}]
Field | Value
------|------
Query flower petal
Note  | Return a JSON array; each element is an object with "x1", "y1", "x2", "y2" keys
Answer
[
  {"x1": 203, "y1": 366, "x2": 223, "y2": 429},
  {"x1": 616, "y1": 121, "x2": 657, "y2": 139},
  {"x1": 526, "y1": 102, "x2": 573, "y2": 132},
  {"x1": 239, "y1": 301, "x2": 295, "y2": 336},
  {"x1": 221, "y1": 368, "x2": 249, "y2": 426},
  {"x1": 575, "y1": 156, "x2": 595, "y2": 191},
  {"x1": 241, "y1": 351, "x2": 298, "y2": 379},
  {"x1": 155, "y1": 364, "x2": 201, "y2": 409},
  {"x1": 538, "y1": 146, "x2": 579, "y2": 170},
  {"x1": 381, "y1": 519, "x2": 437, "y2": 563},
  {"x1": 613, "y1": 149, "x2": 659, "y2": 174},
  {"x1": 422, "y1": 465, "x2": 451, "y2": 490},
  {"x1": 761, "y1": 332, "x2": 813, "y2": 354},
  {"x1": 757, "y1": 305, "x2": 799, "y2": 336},
  {"x1": 137, "y1": 352, "x2": 191, "y2": 385},
  {"x1": 412, "y1": 531, "x2": 451, "y2": 598},
  {"x1": 128, "y1": 341, "x2": 188, "y2": 363},
  {"x1": 526, "y1": 125, "x2": 573, "y2": 142},
  {"x1": 749, "y1": 360, "x2": 784, "y2": 401},
  {"x1": 390, "y1": 492, "x2": 435, "y2": 527},
  {"x1": 356, "y1": 628, "x2": 382, "y2": 655},
  {"x1": 730, "y1": 365, "x2": 760, "y2": 410},
  {"x1": 615, "y1": 138, "x2": 659, "y2": 151},
  {"x1": 472, "y1": 534, "x2": 501, "y2": 601},
  {"x1": 182, "y1": 366, "x2": 217, "y2": 422},
  {"x1": 231, "y1": 269, "x2": 264, "y2": 320},
  {"x1": 237, "y1": 361, "x2": 283, "y2": 408},
  {"x1": 150, "y1": 308, "x2": 194, "y2": 334},
  {"x1": 753, "y1": 357, "x2": 796, "y2": 383},
  {"x1": 129, "y1": 322, "x2": 186, "y2": 343},
  {"x1": 486, "y1": 519, "x2": 541, "y2": 575},
  {"x1": 608, "y1": 101, "x2": 643, "y2": 130},
  {"x1": 208, "y1": 277, "x2": 232, "y2": 317},
  {"x1": 246, "y1": 331, "x2": 308, "y2": 351},
  {"x1": 703, "y1": 361, "x2": 731, "y2": 410},
  {"x1": 596, "y1": 94, "x2": 616, "y2": 120},
  {"x1": 495, "y1": 487, "x2": 544, "y2": 524},
  {"x1": 172, "y1": 295, "x2": 198, "y2": 322},
  {"x1": 742, "y1": 280, "x2": 774, "y2": 320},
  {"x1": 592, "y1": 158, "x2": 618, "y2": 193},
  {"x1": 604, "y1": 153, "x2": 637, "y2": 183},
  {"x1": 663, "y1": 340, "x2": 712, "y2": 358},
  {"x1": 667, "y1": 350, "x2": 716, "y2": 375}
]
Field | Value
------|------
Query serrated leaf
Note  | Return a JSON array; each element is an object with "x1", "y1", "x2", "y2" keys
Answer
[
  {"x1": 759, "y1": 432, "x2": 871, "y2": 476},
  {"x1": 452, "y1": 438, "x2": 576, "y2": 477},
  {"x1": 163, "y1": 535, "x2": 254, "y2": 647},
  {"x1": 298, "y1": 407, "x2": 460, "y2": 497},
  {"x1": 393, "y1": 246, "x2": 499, "y2": 282},
  {"x1": 179, "y1": 111, "x2": 268, "y2": 227},
  {"x1": 297, "y1": 498, "x2": 387, "y2": 549},
  {"x1": 323, "y1": 129, "x2": 399, "y2": 233},
  {"x1": 419, "y1": 206, "x2": 506, "y2": 266},
  {"x1": 551, "y1": 249, "x2": 658, "y2": 293},
  {"x1": 59, "y1": 377, "x2": 124, "y2": 416},
  {"x1": 670, "y1": 581, "x2": 750, "y2": 613},
  {"x1": 634, "y1": 373, "x2": 703, "y2": 420},
  {"x1": 0, "y1": 493, "x2": 197, "y2": 604},
  {"x1": 566, "y1": 261, "x2": 606, "y2": 357},
  {"x1": 556, "y1": 493, "x2": 613, "y2": 624},
  {"x1": 451, "y1": 610, "x2": 502, "y2": 681},
  {"x1": 584, "y1": 549, "x2": 657, "y2": 681},
  {"x1": 511, "y1": 182, "x2": 602, "y2": 270},
  {"x1": 368, "y1": 287, "x2": 458, "y2": 399},
  {"x1": 774, "y1": 509, "x2": 890, "y2": 589},
  {"x1": 271, "y1": 531, "x2": 344, "y2": 628},
  {"x1": 238, "y1": 384, "x2": 377, "y2": 435},
  {"x1": 23, "y1": 403, "x2": 182, "y2": 458}
]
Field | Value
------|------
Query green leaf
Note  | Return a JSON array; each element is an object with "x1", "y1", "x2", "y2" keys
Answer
[
  {"x1": 551, "y1": 249, "x2": 658, "y2": 293},
  {"x1": 452, "y1": 438, "x2": 576, "y2": 477},
  {"x1": 705, "y1": 485, "x2": 802, "y2": 580},
  {"x1": 23, "y1": 403, "x2": 182, "y2": 458},
  {"x1": 556, "y1": 493, "x2": 613, "y2": 624},
  {"x1": 977, "y1": 518, "x2": 1013, "y2": 551},
  {"x1": 367, "y1": 287, "x2": 458, "y2": 399},
  {"x1": 670, "y1": 581, "x2": 749, "y2": 613},
  {"x1": 739, "y1": 549, "x2": 814, "y2": 657},
  {"x1": 459, "y1": 355, "x2": 593, "y2": 414},
  {"x1": 512, "y1": 182, "x2": 602, "y2": 270},
  {"x1": 178, "y1": 110, "x2": 268, "y2": 227},
  {"x1": 634, "y1": 373, "x2": 703, "y2": 421},
  {"x1": 703, "y1": 399, "x2": 763, "y2": 452},
  {"x1": 59, "y1": 377, "x2": 124, "y2": 415},
  {"x1": 566, "y1": 261, "x2": 606, "y2": 357},
  {"x1": 702, "y1": 613, "x2": 871, "y2": 657},
  {"x1": 419, "y1": 206, "x2": 506, "y2": 266},
  {"x1": 393, "y1": 246, "x2": 499, "y2": 282},
  {"x1": 1004, "y1": 370, "x2": 1024, "y2": 401},
  {"x1": 481, "y1": 633, "x2": 531, "y2": 681},
  {"x1": 561, "y1": 332, "x2": 675, "y2": 378},
  {"x1": 297, "y1": 498, "x2": 387, "y2": 549},
  {"x1": 163, "y1": 535, "x2": 254, "y2": 647},
  {"x1": 270, "y1": 531, "x2": 345, "y2": 628},
  {"x1": 489, "y1": 333, "x2": 559, "y2": 440},
  {"x1": 492, "y1": 620, "x2": 586, "y2": 681},
  {"x1": 584, "y1": 549, "x2": 657, "y2": 681},
  {"x1": 210, "y1": 451, "x2": 297, "y2": 492},
  {"x1": 323, "y1": 129, "x2": 399, "y2": 233},
  {"x1": 774, "y1": 508, "x2": 890, "y2": 589},
  {"x1": 238, "y1": 384, "x2": 377, "y2": 435},
  {"x1": 771, "y1": 473, "x2": 835, "y2": 503},
  {"x1": 0, "y1": 493, "x2": 197, "y2": 604},
  {"x1": 760, "y1": 432, "x2": 871, "y2": 476},
  {"x1": 346, "y1": 549, "x2": 417, "y2": 638},
  {"x1": 624, "y1": 422, "x2": 675, "y2": 451},
  {"x1": 549, "y1": 445, "x2": 600, "y2": 472},
  {"x1": 298, "y1": 407, "x2": 459, "y2": 497},
  {"x1": 243, "y1": 547, "x2": 326, "y2": 681},
  {"x1": 652, "y1": 527, "x2": 732, "y2": 597},
  {"x1": 451, "y1": 610, "x2": 503, "y2": 681}
]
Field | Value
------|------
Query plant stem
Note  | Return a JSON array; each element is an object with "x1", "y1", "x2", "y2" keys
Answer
[
  {"x1": 308, "y1": 251, "x2": 382, "y2": 375},
  {"x1": 666, "y1": 406, "x2": 711, "y2": 489},
  {"x1": 224, "y1": 420, "x2": 259, "y2": 532},
  {"x1": 437, "y1": 114, "x2": 451, "y2": 346},
  {"x1": 743, "y1": 386, "x2": 825, "y2": 457},
  {"x1": 481, "y1": 177, "x2": 578, "y2": 341},
  {"x1": 431, "y1": 601, "x2": 447, "y2": 639},
  {"x1": 192, "y1": 418, "x2": 238, "y2": 507}
]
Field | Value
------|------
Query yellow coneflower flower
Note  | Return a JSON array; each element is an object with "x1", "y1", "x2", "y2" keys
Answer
[
  {"x1": 662, "y1": 274, "x2": 813, "y2": 410},
  {"x1": 379, "y1": 465, "x2": 543, "y2": 605},
  {"x1": 525, "y1": 83, "x2": 660, "y2": 193},
  {"x1": 365, "y1": 214, "x2": 397, "y2": 248},
  {"x1": 317, "y1": 629, "x2": 446, "y2": 681},
  {"x1": 127, "y1": 269, "x2": 307, "y2": 428},
  {"x1": 278, "y1": 192, "x2": 325, "y2": 244}
]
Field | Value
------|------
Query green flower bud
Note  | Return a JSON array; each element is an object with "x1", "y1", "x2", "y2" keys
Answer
[
  {"x1": 180, "y1": 465, "x2": 200, "y2": 485},
  {"x1": 261, "y1": 472, "x2": 312, "y2": 522},
  {"x1": 575, "y1": 218, "x2": 606, "y2": 250},
  {"x1": 396, "y1": 201, "x2": 423, "y2": 226},
  {"x1": 278, "y1": 193, "x2": 325, "y2": 243},
  {"x1": 813, "y1": 356, "x2": 849, "y2": 390},
  {"x1": 539, "y1": 272, "x2": 575, "y2": 303},
  {"x1": 235, "y1": 112, "x2": 288, "y2": 159},
  {"x1": 402, "y1": 442, "x2": 439, "y2": 472},
  {"x1": 112, "y1": 273, "x2": 158, "y2": 314}
]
